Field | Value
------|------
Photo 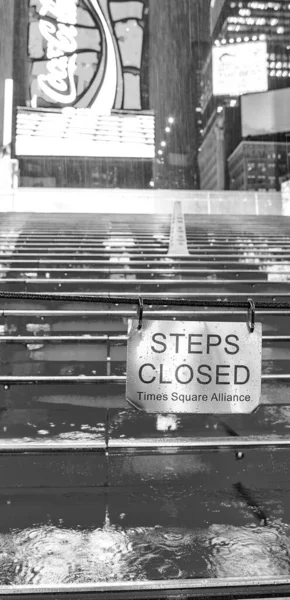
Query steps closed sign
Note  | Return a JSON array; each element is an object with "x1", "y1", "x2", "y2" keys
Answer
[{"x1": 126, "y1": 320, "x2": 262, "y2": 414}]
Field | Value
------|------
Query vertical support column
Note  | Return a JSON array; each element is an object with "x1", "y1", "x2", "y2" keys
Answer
[
  {"x1": 255, "y1": 193, "x2": 259, "y2": 216},
  {"x1": 167, "y1": 201, "x2": 189, "y2": 256}
]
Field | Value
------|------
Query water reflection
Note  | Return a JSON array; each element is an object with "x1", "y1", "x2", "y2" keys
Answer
[
  {"x1": 264, "y1": 264, "x2": 290, "y2": 282},
  {"x1": 103, "y1": 237, "x2": 136, "y2": 248},
  {"x1": 262, "y1": 406, "x2": 290, "y2": 429},
  {"x1": 205, "y1": 522, "x2": 290, "y2": 578},
  {"x1": 1, "y1": 519, "x2": 290, "y2": 584},
  {"x1": 109, "y1": 254, "x2": 130, "y2": 263}
]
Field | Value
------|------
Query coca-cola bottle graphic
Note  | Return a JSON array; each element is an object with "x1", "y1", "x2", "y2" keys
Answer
[{"x1": 28, "y1": 0, "x2": 146, "y2": 112}]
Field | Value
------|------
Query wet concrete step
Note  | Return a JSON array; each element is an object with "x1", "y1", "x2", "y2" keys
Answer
[
  {"x1": 2, "y1": 397, "x2": 290, "y2": 443},
  {"x1": 2, "y1": 311, "x2": 290, "y2": 335},
  {"x1": 0, "y1": 336, "x2": 289, "y2": 362},
  {"x1": 2, "y1": 258, "x2": 290, "y2": 266},
  {"x1": 1, "y1": 402, "x2": 290, "y2": 482},
  {"x1": 3, "y1": 279, "x2": 290, "y2": 291},
  {"x1": 0, "y1": 484, "x2": 290, "y2": 587},
  {"x1": 0, "y1": 444, "x2": 290, "y2": 491},
  {"x1": 0, "y1": 271, "x2": 279, "y2": 281}
]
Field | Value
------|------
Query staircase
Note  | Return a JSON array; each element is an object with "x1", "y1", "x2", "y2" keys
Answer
[{"x1": 0, "y1": 211, "x2": 290, "y2": 597}]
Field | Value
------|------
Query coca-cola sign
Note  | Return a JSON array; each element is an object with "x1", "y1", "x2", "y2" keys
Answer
[{"x1": 28, "y1": 0, "x2": 148, "y2": 111}]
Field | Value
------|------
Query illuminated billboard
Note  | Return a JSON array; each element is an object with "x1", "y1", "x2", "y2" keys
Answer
[
  {"x1": 15, "y1": 107, "x2": 155, "y2": 158},
  {"x1": 212, "y1": 41, "x2": 268, "y2": 97},
  {"x1": 242, "y1": 88, "x2": 290, "y2": 137},
  {"x1": 28, "y1": 0, "x2": 148, "y2": 112},
  {"x1": 21, "y1": 1, "x2": 154, "y2": 161}
]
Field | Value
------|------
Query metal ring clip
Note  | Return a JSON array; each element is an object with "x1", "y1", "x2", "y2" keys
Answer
[
  {"x1": 247, "y1": 298, "x2": 255, "y2": 333},
  {"x1": 137, "y1": 296, "x2": 144, "y2": 331}
]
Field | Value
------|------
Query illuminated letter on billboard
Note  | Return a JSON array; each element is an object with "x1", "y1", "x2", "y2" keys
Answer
[{"x1": 28, "y1": 0, "x2": 148, "y2": 112}]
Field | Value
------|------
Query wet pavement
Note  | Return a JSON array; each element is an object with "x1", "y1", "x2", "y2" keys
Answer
[
  {"x1": 1, "y1": 212, "x2": 290, "y2": 590},
  {"x1": 1, "y1": 492, "x2": 290, "y2": 584}
]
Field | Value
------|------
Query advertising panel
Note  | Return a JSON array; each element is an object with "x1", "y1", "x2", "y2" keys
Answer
[
  {"x1": 16, "y1": 1, "x2": 154, "y2": 161},
  {"x1": 16, "y1": 107, "x2": 155, "y2": 158},
  {"x1": 242, "y1": 88, "x2": 290, "y2": 138},
  {"x1": 28, "y1": 0, "x2": 148, "y2": 112},
  {"x1": 212, "y1": 41, "x2": 268, "y2": 97}
]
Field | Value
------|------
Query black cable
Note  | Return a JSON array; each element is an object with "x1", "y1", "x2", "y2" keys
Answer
[{"x1": 0, "y1": 290, "x2": 290, "y2": 310}]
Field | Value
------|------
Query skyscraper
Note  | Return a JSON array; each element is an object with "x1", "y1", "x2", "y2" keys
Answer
[{"x1": 199, "y1": 0, "x2": 290, "y2": 190}]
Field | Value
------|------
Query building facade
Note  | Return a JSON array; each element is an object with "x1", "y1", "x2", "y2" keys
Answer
[
  {"x1": 199, "y1": 0, "x2": 290, "y2": 191},
  {"x1": 198, "y1": 112, "x2": 225, "y2": 189},
  {"x1": 199, "y1": 103, "x2": 241, "y2": 189},
  {"x1": 228, "y1": 139, "x2": 290, "y2": 191}
]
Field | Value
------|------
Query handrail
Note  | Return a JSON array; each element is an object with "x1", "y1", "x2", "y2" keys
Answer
[
  {"x1": 0, "y1": 374, "x2": 288, "y2": 384},
  {"x1": 0, "y1": 334, "x2": 287, "y2": 341},
  {"x1": 0, "y1": 577, "x2": 290, "y2": 599}
]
